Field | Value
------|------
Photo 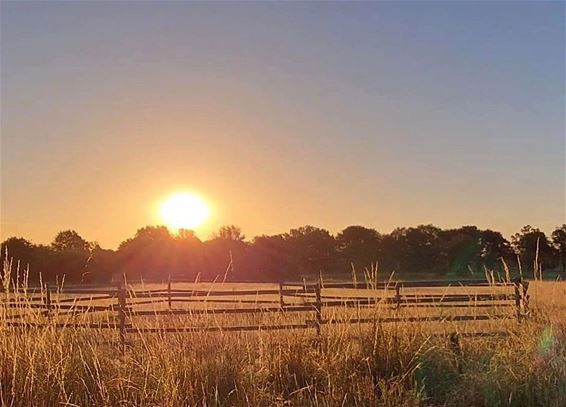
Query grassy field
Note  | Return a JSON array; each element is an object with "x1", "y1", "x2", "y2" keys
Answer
[{"x1": 1, "y1": 273, "x2": 565, "y2": 406}]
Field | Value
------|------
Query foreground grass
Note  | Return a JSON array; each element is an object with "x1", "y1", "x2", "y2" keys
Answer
[
  {"x1": 1, "y1": 313, "x2": 565, "y2": 406},
  {"x1": 1, "y1": 272, "x2": 566, "y2": 406}
]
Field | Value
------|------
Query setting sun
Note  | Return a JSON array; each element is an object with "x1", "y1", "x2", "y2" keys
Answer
[{"x1": 159, "y1": 192, "x2": 210, "y2": 231}]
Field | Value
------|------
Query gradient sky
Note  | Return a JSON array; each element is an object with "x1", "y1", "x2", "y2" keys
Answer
[{"x1": 1, "y1": 1, "x2": 564, "y2": 249}]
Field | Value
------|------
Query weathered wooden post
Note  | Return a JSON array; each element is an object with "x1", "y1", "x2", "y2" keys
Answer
[
  {"x1": 449, "y1": 332, "x2": 463, "y2": 374},
  {"x1": 395, "y1": 284, "x2": 401, "y2": 311},
  {"x1": 522, "y1": 281, "x2": 529, "y2": 318},
  {"x1": 44, "y1": 283, "x2": 52, "y2": 319},
  {"x1": 167, "y1": 275, "x2": 172, "y2": 310},
  {"x1": 278, "y1": 282, "x2": 285, "y2": 309},
  {"x1": 314, "y1": 280, "x2": 322, "y2": 336},
  {"x1": 513, "y1": 277, "x2": 524, "y2": 322},
  {"x1": 118, "y1": 284, "x2": 127, "y2": 352}
]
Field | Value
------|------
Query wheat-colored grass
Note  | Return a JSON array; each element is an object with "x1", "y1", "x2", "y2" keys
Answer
[{"x1": 1, "y1": 263, "x2": 565, "y2": 406}]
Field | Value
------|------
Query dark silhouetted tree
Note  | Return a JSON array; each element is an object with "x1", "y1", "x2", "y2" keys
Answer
[
  {"x1": 214, "y1": 225, "x2": 245, "y2": 242},
  {"x1": 248, "y1": 234, "x2": 289, "y2": 281},
  {"x1": 511, "y1": 225, "x2": 557, "y2": 274},
  {"x1": 82, "y1": 243, "x2": 116, "y2": 283},
  {"x1": 117, "y1": 226, "x2": 174, "y2": 279},
  {"x1": 47, "y1": 231, "x2": 92, "y2": 282},
  {"x1": 51, "y1": 230, "x2": 90, "y2": 253},
  {"x1": 385, "y1": 225, "x2": 446, "y2": 276},
  {"x1": 477, "y1": 229, "x2": 513, "y2": 270},
  {"x1": 172, "y1": 229, "x2": 204, "y2": 279},
  {"x1": 284, "y1": 226, "x2": 337, "y2": 277},
  {"x1": 551, "y1": 225, "x2": 566, "y2": 274},
  {"x1": 336, "y1": 226, "x2": 381, "y2": 272},
  {"x1": 1, "y1": 237, "x2": 43, "y2": 282},
  {"x1": 441, "y1": 226, "x2": 482, "y2": 276},
  {"x1": 204, "y1": 226, "x2": 248, "y2": 280}
]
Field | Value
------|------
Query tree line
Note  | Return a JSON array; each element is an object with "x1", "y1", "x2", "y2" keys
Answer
[{"x1": 1, "y1": 224, "x2": 565, "y2": 284}]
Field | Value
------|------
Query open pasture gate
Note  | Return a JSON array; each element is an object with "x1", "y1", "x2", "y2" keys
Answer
[{"x1": 1, "y1": 278, "x2": 529, "y2": 347}]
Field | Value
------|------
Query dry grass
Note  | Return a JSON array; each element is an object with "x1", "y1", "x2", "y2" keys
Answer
[{"x1": 1, "y1": 266, "x2": 565, "y2": 406}]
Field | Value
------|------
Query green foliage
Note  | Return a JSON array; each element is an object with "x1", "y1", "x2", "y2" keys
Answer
[
  {"x1": 551, "y1": 225, "x2": 566, "y2": 273},
  {"x1": 512, "y1": 225, "x2": 558, "y2": 273}
]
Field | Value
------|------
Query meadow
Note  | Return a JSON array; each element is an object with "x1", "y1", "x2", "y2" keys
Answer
[{"x1": 1, "y1": 266, "x2": 565, "y2": 406}]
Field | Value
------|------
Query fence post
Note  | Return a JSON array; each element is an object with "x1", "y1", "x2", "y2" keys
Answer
[
  {"x1": 44, "y1": 283, "x2": 52, "y2": 319},
  {"x1": 449, "y1": 333, "x2": 463, "y2": 374},
  {"x1": 395, "y1": 284, "x2": 401, "y2": 311},
  {"x1": 167, "y1": 275, "x2": 172, "y2": 310},
  {"x1": 522, "y1": 281, "x2": 529, "y2": 318},
  {"x1": 278, "y1": 282, "x2": 285, "y2": 309},
  {"x1": 513, "y1": 278, "x2": 524, "y2": 322},
  {"x1": 118, "y1": 284, "x2": 127, "y2": 352},
  {"x1": 314, "y1": 280, "x2": 322, "y2": 336}
]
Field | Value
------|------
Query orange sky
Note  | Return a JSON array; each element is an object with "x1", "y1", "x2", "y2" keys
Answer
[{"x1": 1, "y1": 2, "x2": 564, "y2": 248}]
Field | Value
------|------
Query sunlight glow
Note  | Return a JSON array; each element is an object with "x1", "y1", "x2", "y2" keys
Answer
[{"x1": 159, "y1": 192, "x2": 210, "y2": 231}]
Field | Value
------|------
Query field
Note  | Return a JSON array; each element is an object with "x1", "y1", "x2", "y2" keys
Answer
[{"x1": 1, "y1": 275, "x2": 565, "y2": 406}]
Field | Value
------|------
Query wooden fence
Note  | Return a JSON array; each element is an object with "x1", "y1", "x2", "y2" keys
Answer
[{"x1": 1, "y1": 278, "x2": 529, "y2": 348}]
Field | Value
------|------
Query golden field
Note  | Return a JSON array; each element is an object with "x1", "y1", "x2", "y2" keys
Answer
[{"x1": 1, "y1": 274, "x2": 565, "y2": 406}]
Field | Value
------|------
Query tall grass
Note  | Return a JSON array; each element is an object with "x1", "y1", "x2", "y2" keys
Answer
[{"x1": 1, "y1": 260, "x2": 565, "y2": 406}]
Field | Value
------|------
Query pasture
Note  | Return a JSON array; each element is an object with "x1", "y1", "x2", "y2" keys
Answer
[{"x1": 1, "y1": 275, "x2": 565, "y2": 406}]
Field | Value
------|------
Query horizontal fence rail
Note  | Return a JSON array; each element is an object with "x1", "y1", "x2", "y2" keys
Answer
[{"x1": 1, "y1": 277, "x2": 530, "y2": 349}]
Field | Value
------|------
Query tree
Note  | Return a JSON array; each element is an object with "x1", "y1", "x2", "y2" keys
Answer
[
  {"x1": 441, "y1": 226, "x2": 482, "y2": 276},
  {"x1": 213, "y1": 225, "x2": 245, "y2": 242},
  {"x1": 48, "y1": 231, "x2": 93, "y2": 282},
  {"x1": 477, "y1": 229, "x2": 513, "y2": 270},
  {"x1": 125, "y1": 225, "x2": 172, "y2": 246},
  {"x1": 248, "y1": 234, "x2": 289, "y2": 281},
  {"x1": 511, "y1": 225, "x2": 557, "y2": 274},
  {"x1": 82, "y1": 243, "x2": 116, "y2": 283},
  {"x1": 336, "y1": 226, "x2": 381, "y2": 272},
  {"x1": 551, "y1": 225, "x2": 566, "y2": 274},
  {"x1": 51, "y1": 230, "x2": 90, "y2": 253},
  {"x1": 384, "y1": 225, "x2": 446, "y2": 276},
  {"x1": 204, "y1": 226, "x2": 248, "y2": 280},
  {"x1": 439, "y1": 226, "x2": 514, "y2": 276},
  {"x1": 117, "y1": 226, "x2": 175, "y2": 279},
  {"x1": 177, "y1": 228, "x2": 199, "y2": 241},
  {"x1": 284, "y1": 226, "x2": 337, "y2": 277},
  {"x1": 1, "y1": 237, "x2": 37, "y2": 282}
]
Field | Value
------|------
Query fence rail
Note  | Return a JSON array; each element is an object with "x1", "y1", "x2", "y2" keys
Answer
[{"x1": 1, "y1": 278, "x2": 529, "y2": 349}]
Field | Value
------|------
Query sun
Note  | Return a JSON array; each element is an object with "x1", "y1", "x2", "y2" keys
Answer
[{"x1": 159, "y1": 192, "x2": 210, "y2": 231}]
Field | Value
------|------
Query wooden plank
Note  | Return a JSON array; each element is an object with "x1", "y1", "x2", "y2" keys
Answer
[
  {"x1": 316, "y1": 314, "x2": 510, "y2": 325},
  {"x1": 320, "y1": 280, "x2": 515, "y2": 289},
  {"x1": 399, "y1": 303, "x2": 514, "y2": 309},
  {"x1": 126, "y1": 323, "x2": 311, "y2": 334},
  {"x1": 169, "y1": 298, "x2": 280, "y2": 305},
  {"x1": 127, "y1": 289, "x2": 304, "y2": 298},
  {"x1": 3, "y1": 303, "x2": 113, "y2": 311},
  {"x1": 4, "y1": 297, "x2": 45, "y2": 302},
  {"x1": 55, "y1": 294, "x2": 114, "y2": 303},
  {"x1": 3, "y1": 322, "x2": 127, "y2": 329},
  {"x1": 400, "y1": 295, "x2": 515, "y2": 303},
  {"x1": 127, "y1": 305, "x2": 314, "y2": 317},
  {"x1": 54, "y1": 288, "x2": 117, "y2": 295}
]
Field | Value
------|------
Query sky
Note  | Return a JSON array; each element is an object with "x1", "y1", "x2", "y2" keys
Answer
[{"x1": 1, "y1": 1, "x2": 564, "y2": 249}]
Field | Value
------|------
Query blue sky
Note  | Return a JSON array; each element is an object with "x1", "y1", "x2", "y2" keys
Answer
[{"x1": 1, "y1": 1, "x2": 564, "y2": 248}]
